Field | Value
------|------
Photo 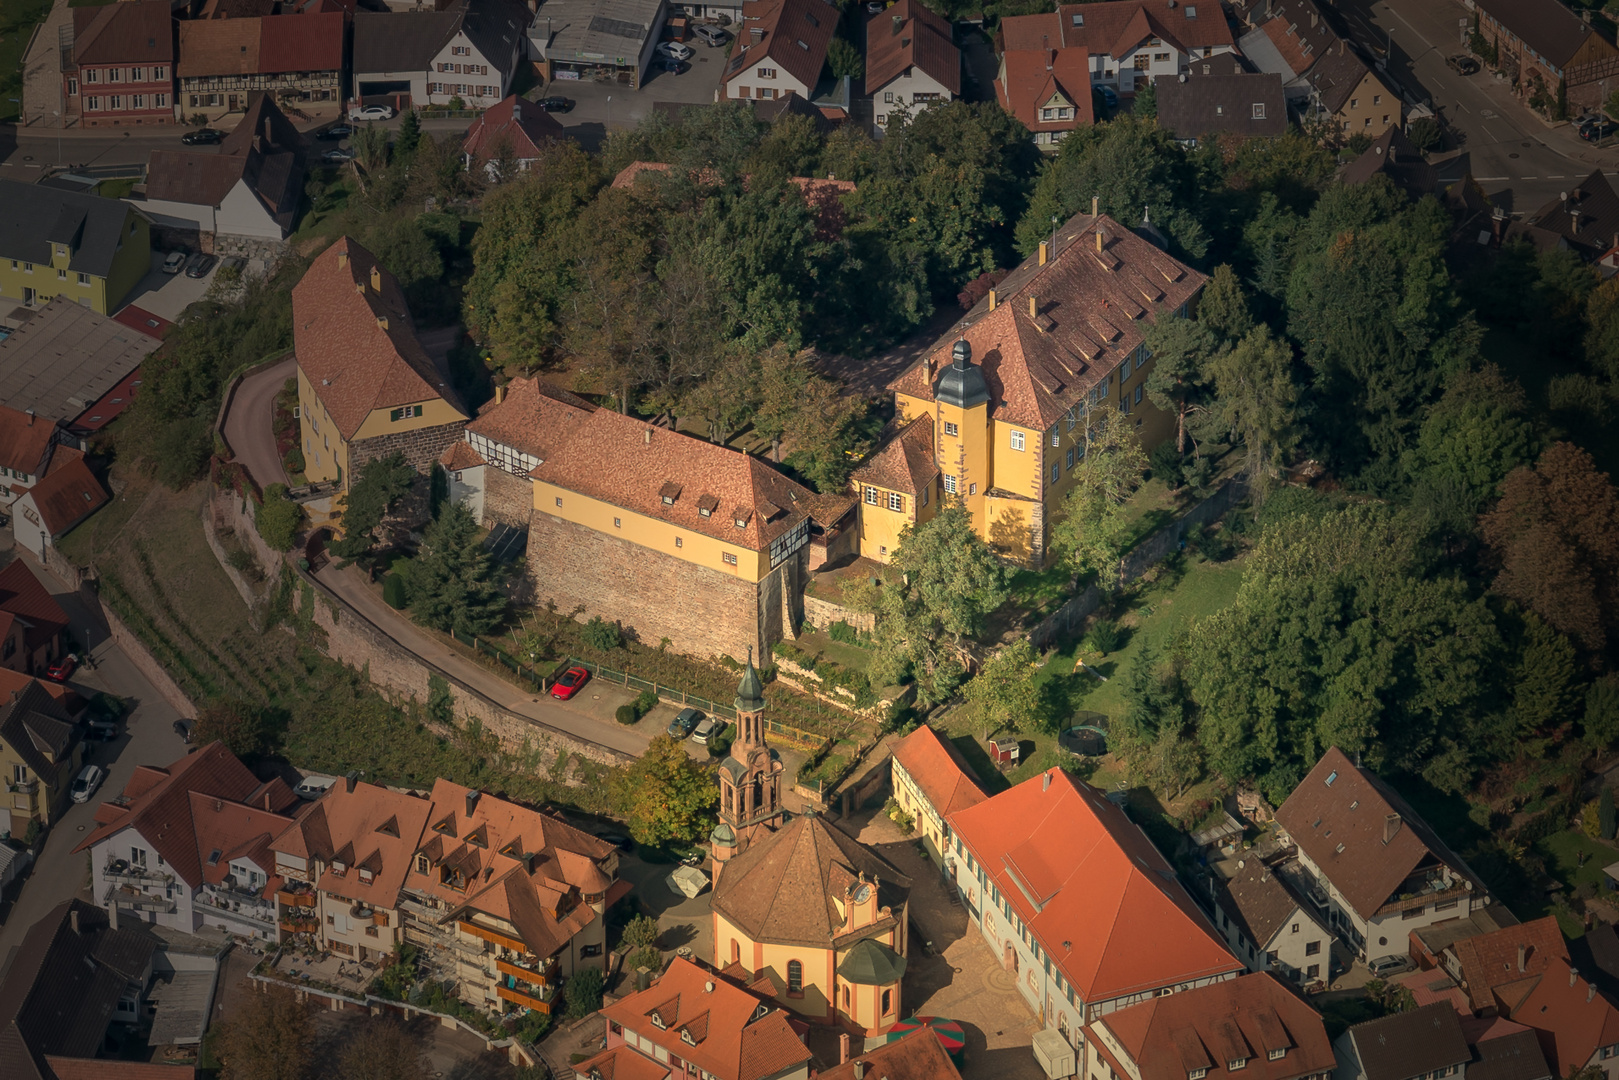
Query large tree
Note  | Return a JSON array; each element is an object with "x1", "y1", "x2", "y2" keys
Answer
[
  {"x1": 1143, "y1": 315, "x2": 1218, "y2": 454},
  {"x1": 962, "y1": 639, "x2": 1043, "y2": 737},
  {"x1": 1202, "y1": 325, "x2": 1299, "y2": 501},
  {"x1": 330, "y1": 452, "x2": 416, "y2": 562},
  {"x1": 1051, "y1": 404, "x2": 1148, "y2": 587},
  {"x1": 1403, "y1": 365, "x2": 1537, "y2": 532},
  {"x1": 1480, "y1": 442, "x2": 1619, "y2": 659},
  {"x1": 611, "y1": 734, "x2": 718, "y2": 846},
  {"x1": 336, "y1": 1021, "x2": 431, "y2": 1080},
  {"x1": 216, "y1": 984, "x2": 313, "y2": 1080},
  {"x1": 400, "y1": 502, "x2": 507, "y2": 636}
]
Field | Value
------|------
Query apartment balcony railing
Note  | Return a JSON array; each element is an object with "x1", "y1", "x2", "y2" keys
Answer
[
  {"x1": 105, "y1": 886, "x2": 176, "y2": 914},
  {"x1": 103, "y1": 860, "x2": 174, "y2": 888},
  {"x1": 6, "y1": 779, "x2": 39, "y2": 796},
  {"x1": 201, "y1": 888, "x2": 276, "y2": 924},
  {"x1": 496, "y1": 984, "x2": 553, "y2": 1014}
]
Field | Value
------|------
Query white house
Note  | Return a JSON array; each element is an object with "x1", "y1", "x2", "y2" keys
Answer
[
  {"x1": 11, "y1": 455, "x2": 107, "y2": 561},
  {"x1": 1209, "y1": 858, "x2": 1335, "y2": 988},
  {"x1": 0, "y1": 403, "x2": 57, "y2": 509},
  {"x1": 865, "y1": 0, "x2": 959, "y2": 132},
  {"x1": 353, "y1": 0, "x2": 532, "y2": 110},
  {"x1": 722, "y1": 0, "x2": 839, "y2": 103}
]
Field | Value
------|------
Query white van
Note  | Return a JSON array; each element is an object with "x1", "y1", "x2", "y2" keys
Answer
[{"x1": 693, "y1": 24, "x2": 730, "y2": 46}]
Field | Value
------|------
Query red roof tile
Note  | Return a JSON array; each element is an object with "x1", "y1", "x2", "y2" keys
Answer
[
  {"x1": 461, "y1": 95, "x2": 567, "y2": 162},
  {"x1": 865, "y1": 0, "x2": 960, "y2": 95},
  {"x1": 890, "y1": 723, "x2": 986, "y2": 818},
  {"x1": 994, "y1": 46, "x2": 1093, "y2": 135},
  {"x1": 723, "y1": 0, "x2": 840, "y2": 92},
  {"x1": 1508, "y1": 957, "x2": 1619, "y2": 1075},
  {"x1": 0, "y1": 667, "x2": 76, "y2": 709},
  {"x1": 464, "y1": 376, "x2": 595, "y2": 461},
  {"x1": 0, "y1": 404, "x2": 57, "y2": 478},
  {"x1": 817, "y1": 1027, "x2": 961, "y2": 1080},
  {"x1": 257, "y1": 12, "x2": 344, "y2": 73},
  {"x1": 0, "y1": 560, "x2": 69, "y2": 655},
  {"x1": 21, "y1": 458, "x2": 108, "y2": 536},
  {"x1": 949, "y1": 768, "x2": 1242, "y2": 1004},
  {"x1": 1451, "y1": 916, "x2": 1569, "y2": 1014},
  {"x1": 45, "y1": 1057, "x2": 195, "y2": 1080},
  {"x1": 272, "y1": 779, "x2": 432, "y2": 909},
  {"x1": 72, "y1": 0, "x2": 174, "y2": 67},
  {"x1": 852, "y1": 414, "x2": 939, "y2": 497}
]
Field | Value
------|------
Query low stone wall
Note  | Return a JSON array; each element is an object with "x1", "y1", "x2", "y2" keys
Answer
[
  {"x1": 101, "y1": 600, "x2": 197, "y2": 717},
  {"x1": 1117, "y1": 477, "x2": 1247, "y2": 584},
  {"x1": 1027, "y1": 583, "x2": 1104, "y2": 652},
  {"x1": 804, "y1": 593, "x2": 874, "y2": 633}
]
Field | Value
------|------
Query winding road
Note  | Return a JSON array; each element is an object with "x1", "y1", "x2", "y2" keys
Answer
[{"x1": 224, "y1": 358, "x2": 294, "y2": 492}]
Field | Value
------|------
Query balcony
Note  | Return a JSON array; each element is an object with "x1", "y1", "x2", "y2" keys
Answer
[
  {"x1": 201, "y1": 887, "x2": 276, "y2": 925},
  {"x1": 7, "y1": 779, "x2": 39, "y2": 796},
  {"x1": 496, "y1": 984, "x2": 553, "y2": 1014},
  {"x1": 276, "y1": 889, "x2": 317, "y2": 909},
  {"x1": 103, "y1": 859, "x2": 174, "y2": 888},
  {"x1": 279, "y1": 916, "x2": 320, "y2": 934},
  {"x1": 458, "y1": 920, "x2": 527, "y2": 955},
  {"x1": 105, "y1": 885, "x2": 176, "y2": 914},
  {"x1": 497, "y1": 957, "x2": 554, "y2": 986}
]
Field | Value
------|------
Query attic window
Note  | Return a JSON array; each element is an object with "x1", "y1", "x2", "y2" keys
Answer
[
  {"x1": 83, "y1": 492, "x2": 92, "y2": 501},
  {"x1": 805, "y1": 11, "x2": 819, "y2": 25},
  {"x1": 1349, "y1": 800, "x2": 1359, "y2": 811},
  {"x1": 148, "y1": 37, "x2": 155, "y2": 45},
  {"x1": 376, "y1": 816, "x2": 399, "y2": 837},
  {"x1": 432, "y1": 816, "x2": 457, "y2": 836},
  {"x1": 207, "y1": 849, "x2": 222, "y2": 867},
  {"x1": 1324, "y1": 770, "x2": 1338, "y2": 787},
  {"x1": 681, "y1": 1028, "x2": 696, "y2": 1045},
  {"x1": 797, "y1": 39, "x2": 809, "y2": 49},
  {"x1": 698, "y1": 494, "x2": 719, "y2": 518},
  {"x1": 332, "y1": 860, "x2": 347, "y2": 876},
  {"x1": 359, "y1": 867, "x2": 374, "y2": 884},
  {"x1": 660, "y1": 481, "x2": 682, "y2": 505},
  {"x1": 1334, "y1": 843, "x2": 1345, "y2": 853},
  {"x1": 1071, "y1": 12, "x2": 1083, "y2": 24},
  {"x1": 1184, "y1": 4, "x2": 1196, "y2": 15},
  {"x1": 651, "y1": 1012, "x2": 667, "y2": 1030}
]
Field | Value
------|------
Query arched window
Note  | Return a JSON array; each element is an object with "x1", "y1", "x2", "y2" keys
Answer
[
  {"x1": 786, "y1": 960, "x2": 803, "y2": 995},
  {"x1": 881, "y1": 988, "x2": 892, "y2": 1017}
]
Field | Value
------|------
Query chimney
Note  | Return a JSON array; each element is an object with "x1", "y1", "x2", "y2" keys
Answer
[
  {"x1": 839, "y1": 1034, "x2": 851, "y2": 1064},
  {"x1": 466, "y1": 789, "x2": 480, "y2": 817},
  {"x1": 345, "y1": 770, "x2": 359, "y2": 793},
  {"x1": 1043, "y1": 770, "x2": 1052, "y2": 791},
  {"x1": 24, "y1": 408, "x2": 33, "y2": 426},
  {"x1": 854, "y1": 1063, "x2": 867, "y2": 1080},
  {"x1": 1096, "y1": 227, "x2": 1104, "y2": 253},
  {"x1": 1591, "y1": 983, "x2": 1599, "y2": 1003},
  {"x1": 370, "y1": 265, "x2": 382, "y2": 291},
  {"x1": 109, "y1": 901, "x2": 119, "y2": 931},
  {"x1": 988, "y1": 288, "x2": 998, "y2": 310},
  {"x1": 1518, "y1": 943, "x2": 1527, "y2": 972},
  {"x1": 1383, "y1": 813, "x2": 1401, "y2": 843},
  {"x1": 1028, "y1": 295, "x2": 1038, "y2": 318},
  {"x1": 1572, "y1": 966, "x2": 1580, "y2": 988},
  {"x1": 1091, "y1": 195, "x2": 1099, "y2": 218},
  {"x1": 376, "y1": 316, "x2": 389, "y2": 330},
  {"x1": 70, "y1": 909, "x2": 80, "y2": 935},
  {"x1": 252, "y1": 135, "x2": 262, "y2": 153},
  {"x1": 494, "y1": 383, "x2": 507, "y2": 405},
  {"x1": 892, "y1": 14, "x2": 902, "y2": 35},
  {"x1": 644, "y1": 428, "x2": 652, "y2": 444},
  {"x1": 338, "y1": 248, "x2": 349, "y2": 268},
  {"x1": 1039, "y1": 240, "x2": 1049, "y2": 265}
]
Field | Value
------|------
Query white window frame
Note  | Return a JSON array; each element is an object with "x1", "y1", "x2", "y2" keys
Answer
[{"x1": 1009, "y1": 430, "x2": 1025, "y2": 451}]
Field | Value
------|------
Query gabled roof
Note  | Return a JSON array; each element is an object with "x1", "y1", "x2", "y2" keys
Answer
[
  {"x1": 0, "y1": 560, "x2": 70, "y2": 655},
  {"x1": 22, "y1": 457, "x2": 109, "y2": 537},
  {"x1": 464, "y1": 377, "x2": 594, "y2": 462},
  {"x1": 1209, "y1": 858, "x2": 1319, "y2": 950},
  {"x1": 865, "y1": 0, "x2": 960, "y2": 96},
  {"x1": 0, "y1": 404, "x2": 57, "y2": 478},
  {"x1": 73, "y1": 743, "x2": 301, "y2": 889},
  {"x1": 1088, "y1": 972, "x2": 1335, "y2": 1080},
  {"x1": 1475, "y1": 0, "x2": 1611, "y2": 69},
  {"x1": 888, "y1": 722, "x2": 985, "y2": 818},
  {"x1": 889, "y1": 211, "x2": 1205, "y2": 431},
  {"x1": 590, "y1": 958, "x2": 812, "y2": 1080},
  {"x1": 1307, "y1": 42, "x2": 1383, "y2": 116},
  {"x1": 994, "y1": 44, "x2": 1092, "y2": 134},
  {"x1": 0, "y1": 680, "x2": 77, "y2": 779},
  {"x1": 1002, "y1": 0, "x2": 1235, "y2": 57},
  {"x1": 1526, "y1": 170, "x2": 1619, "y2": 258},
  {"x1": 258, "y1": 12, "x2": 344, "y2": 73},
  {"x1": 711, "y1": 812, "x2": 911, "y2": 946},
  {"x1": 461, "y1": 95, "x2": 567, "y2": 163},
  {"x1": 0, "y1": 900, "x2": 163, "y2": 1080},
  {"x1": 1344, "y1": 1002, "x2": 1471, "y2": 1080},
  {"x1": 1155, "y1": 72, "x2": 1287, "y2": 141},
  {"x1": 1451, "y1": 916, "x2": 1569, "y2": 1015},
  {"x1": 0, "y1": 298, "x2": 160, "y2": 429},
  {"x1": 817, "y1": 1027, "x2": 962, "y2": 1080},
  {"x1": 527, "y1": 409, "x2": 837, "y2": 554},
  {"x1": 146, "y1": 93, "x2": 307, "y2": 234},
  {"x1": 291, "y1": 236, "x2": 468, "y2": 440},
  {"x1": 1340, "y1": 125, "x2": 1439, "y2": 199},
  {"x1": 723, "y1": 0, "x2": 841, "y2": 91},
  {"x1": 71, "y1": 0, "x2": 173, "y2": 67},
  {"x1": 271, "y1": 778, "x2": 431, "y2": 909},
  {"x1": 1507, "y1": 957, "x2": 1619, "y2": 1076},
  {"x1": 0, "y1": 180, "x2": 141, "y2": 280},
  {"x1": 1465, "y1": 1026, "x2": 1551, "y2": 1080},
  {"x1": 949, "y1": 768, "x2": 1241, "y2": 1004},
  {"x1": 352, "y1": 0, "x2": 531, "y2": 80},
  {"x1": 1274, "y1": 748, "x2": 1486, "y2": 922}
]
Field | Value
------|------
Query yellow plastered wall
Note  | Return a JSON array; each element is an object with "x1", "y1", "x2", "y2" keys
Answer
[
  {"x1": 351, "y1": 395, "x2": 468, "y2": 440},
  {"x1": 714, "y1": 910, "x2": 903, "y2": 1033},
  {"x1": 856, "y1": 479, "x2": 935, "y2": 563},
  {"x1": 532, "y1": 481, "x2": 766, "y2": 581},
  {"x1": 297, "y1": 365, "x2": 349, "y2": 486}
]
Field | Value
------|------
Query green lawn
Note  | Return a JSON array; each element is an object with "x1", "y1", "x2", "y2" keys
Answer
[
  {"x1": 0, "y1": 0, "x2": 53, "y2": 123},
  {"x1": 1537, "y1": 828, "x2": 1617, "y2": 895}
]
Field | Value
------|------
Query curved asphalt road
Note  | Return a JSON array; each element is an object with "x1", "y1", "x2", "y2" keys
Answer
[{"x1": 225, "y1": 357, "x2": 296, "y2": 491}]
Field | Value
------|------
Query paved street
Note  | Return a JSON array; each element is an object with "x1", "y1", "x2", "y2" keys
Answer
[
  {"x1": 1329, "y1": 0, "x2": 1617, "y2": 213},
  {"x1": 0, "y1": 551, "x2": 188, "y2": 961},
  {"x1": 224, "y1": 358, "x2": 295, "y2": 492}
]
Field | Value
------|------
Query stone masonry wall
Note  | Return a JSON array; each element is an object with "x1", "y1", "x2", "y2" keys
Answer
[
  {"x1": 527, "y1": 512, "x2": 769, "y2": 663},
  {"x1": 481, "y1": 466, "x2": 533, "y2": 528},
  {"x1": 293, "y1": 570, "x2": 630, "y2": 768},
  {"x1": 351, "y1": 420, "x2": 468, "y2": 479},
  {"x1": 804, "y1": 594, "x2": 875, "y2": 633}
]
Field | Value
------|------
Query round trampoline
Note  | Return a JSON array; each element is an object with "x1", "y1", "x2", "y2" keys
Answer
[{"x1": 1059, "y1": 715, "x2": 1109, "y2": 756}]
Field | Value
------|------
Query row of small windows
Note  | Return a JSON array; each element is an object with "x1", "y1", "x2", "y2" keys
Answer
[
  {"x1": 80, "y1": 66, "x2": 169, "y2": 84},
  {"x1": 83, "y1": 94, "x2": 167, "y2": 111}
]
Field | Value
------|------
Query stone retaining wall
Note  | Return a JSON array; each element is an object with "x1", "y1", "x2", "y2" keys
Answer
[
  {"x1": 804, "y1": 593, "x2": 875, "y2": 633},
  {"x1": 101, "y1": 601, "x2": 197, "y2": 717}
]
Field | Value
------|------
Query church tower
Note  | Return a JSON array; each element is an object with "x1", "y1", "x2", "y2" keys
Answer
[{"x1": 710, "y1": 648, "x2": 784, "y2": 881}]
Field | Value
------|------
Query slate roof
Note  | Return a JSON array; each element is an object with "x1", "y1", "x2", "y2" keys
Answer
[
  {"x1": 291, "y1": 236, "x2": 468, "y2": 440},
  {"x1": 889, "y1": 211, "x2": 1205, "y2": 431},
  {"x1": 0, "y1": 681, "x2": 77, "y2": 780},
  {"x1": 865, "y1": 0, "x2": 960, "y2": 95},
  {"x1": 527, "y1": 409, "x2": 828, "y2": 554},
  {"x1": 590, "y1": 958, "x2": 812, "y2": 1080},
  {"x1": 1089, "y1": 972, "x2": 1335, "y2": 1080},
  {"x1": 1155, "y1": 72, "x2": 1287, "y2": 141},
  {"x1": 71, "y1": 0, "x2": 173, "y2": 68},
  {"x1": 23, "y1": 458, "x2": 109, "y2": 537},
  {"x1": 0, "y1": 405, "x2": 58, "y2": 479},
  {"x1": 0, "y1": 299, "x2": 160, "y2": 429},
  {"x1": 0, "y1": 561, "x2": 70, "y2": 656},
  {"x1": 1451, "y1": 916, "x2": 1569, "y2": 1015},
  {"x1": 1274, "y1": 748, "x2": 1486, "y2": 922},
  {"x1": 888, "y1": 722, "x2": 985, "y2": 818},
  {"x1": 0, "y1": 180, "x2": 141, "y2": 280},
  {"x1": 1476, "y1": 0, "x2": 1607, "y2": 68},
  {"x1": 1526, "y1": 170, "x2": 1619, "y2": 258},
  {"x1": 817, "y1": 1027, "x2": 962, "y2": 1080},
  {"x1": 1210, "y1": 858, "x2": 1318, "y2": 950},
  {"x1": 1343, "y1": 1002, "x2": 1471, "y2": 1080},
  {"x1": 724, "y1": 0, "x2": 841, "y2": 90},
  {"x1": 461, "y1": 95, "x2": 566, "y2": 162},
  {"x1": 0, "y1": 900, "x2": 162, "y2": 1080},
  {"x1": 146, "y1": 93, "x2": 306, "y2": 234},
  {"x1": 711, "y1": 812, "x2": 911, "y2": 946}
]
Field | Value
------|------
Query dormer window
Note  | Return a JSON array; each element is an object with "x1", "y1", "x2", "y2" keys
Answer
[
  {"x1": 1267, "y1": 1049, "x2": 1286, "y2": 1061},
  {"x1": 359, "y1": 867, "x2": 374, "y2": 884},
  {"x1": 698, "y1": 494, "x2": 719, "y2": 518},
  {"x1": 332, "y1": 860, "x2": 347, "y2": 876},
  {"x1": 1228, "y1": 1060, "x2": 1247, "y2": 1072},
  {"x1": 415, "y1": 854, "x2": 429, "y2": 874},
  {"x1": 650, "y1": 1012, "x2": 666, "y2": 1030},
  {"x1": 1190, "y1": 1071, "x2": 1207, "y2": 1080},
  {"x1": 1071, "y1": 12, "x2": 1082, "y2": 24},
  {"x1": 681, "y1": 1028, "x2": 696, "y2": 1045},
  {"x1": 660, "y1": 481, "x2": 682, "y2": 505}
]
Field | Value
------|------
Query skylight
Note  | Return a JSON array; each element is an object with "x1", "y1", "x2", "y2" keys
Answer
[{"x1": 1324, "y1": 770, "x2": 1338, "y2": 786}]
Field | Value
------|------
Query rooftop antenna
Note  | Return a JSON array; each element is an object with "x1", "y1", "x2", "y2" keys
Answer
[{"x1": 1050, "y1": 214, "x2": 1059, "y2": 258}]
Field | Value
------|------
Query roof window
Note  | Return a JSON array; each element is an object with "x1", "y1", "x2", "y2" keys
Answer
[
  {"x1": 207, "y1": 849, "x2": 222, "y2": 867},
  {"x1": 1071, "y1": 12, "x2": 1083, "y2": 24},
  {"x1": 660, "y1": 481, "x2": 682, "y2": 505},
  {"x1": 698, "y1": 493, "x2": 719, "y2": 517},
  {"x1": 1184, "y1": 5, "x2": 1196, "y2": 16},
  {"x1": 805, "y1": 11, "x2": 819, "y2": 25},
  {"x1": 1324, "y1": 770, "x2": 1338, "y2": 786}
]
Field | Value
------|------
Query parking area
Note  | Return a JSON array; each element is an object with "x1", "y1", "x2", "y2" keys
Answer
[
  {"x1": 546, "y1": 41, "x2": 730, "y2": 150},
  {"x1": 117, "y1": 249, "x2": 230, "y2": 323}
]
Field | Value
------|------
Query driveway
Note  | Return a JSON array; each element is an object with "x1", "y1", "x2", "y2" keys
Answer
[
  {"x1": 0, "y1": 552, "x2": 189, "y2": 959},
  {"x1": 118, "y1": 250, "x2": 225, "y2": 323},
  {"x1": 224, "y1": 357, "x2": 295, "y2": 491}
]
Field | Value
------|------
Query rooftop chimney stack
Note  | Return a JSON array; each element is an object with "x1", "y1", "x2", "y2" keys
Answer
[
  {"x1": 1573, "y1": 966, "x2": 1581, "y2": 988},
  {"x1": 839, "y1": 1034, "x2": 851, "y2": 1064},
  {"x1": 854, "y1": 1063, "x2": 866, "y2": 1080},
  {"x1": 24, "y1": 408, "x2": 33, "y2": 426},
  {"x1": 892, "y1": 14, "x2": 902, "y2": 34},
  {"x1": 70, "y1": 909, "x2": 80, "y2": 935},
  {"x1": 1043, "y1": 770, "x2": 1052, "y2": 791},
  {"x1": 1091, "y1": 195, "x2": 1100, "y2": 218},
  {"x1": 370, "y1": 265, "x2": 382, "y2": 292},
  {"x1": 494, "y1": 383, "x2": 507, "y2": 405},
  {"x1": 1029, "y1": 295, "x2": 1038, "y2": 318},
  {"x1": 466, "y1": 789, "x2": 480, "y2": 817},
  {"x1": 1518, "y1": 944, "x2": 1527, "y2": 972},
  {"x1": 988, "y1": 288, "x2": 998, "y2": 310},
  {"x1": 1383, "y1": 813, "x2": 1402, "y2": 843},
  {"x1": 345, "y1": 770, "x2": 359, "y2": 793},
  {"x1": 109, "y1": 902, "x2": 119, "y2": 931},
  {"x1": 1039, "y1": 240, "x2": 1049, "y2": 265}
]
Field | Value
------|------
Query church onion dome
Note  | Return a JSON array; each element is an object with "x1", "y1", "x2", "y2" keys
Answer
[
  {"x1": 934, "y1": 339, "x2": 990, "y2": 410},
  {"x1": 837, "y1": 937, "x2": 908, "y2": 985}
]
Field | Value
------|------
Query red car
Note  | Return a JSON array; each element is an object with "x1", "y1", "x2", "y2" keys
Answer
[
  {"x1": 551, "y1": 666, "x2": 590, "y2": 700},
  {"x1": 46, "y1": 655, "x2": 77, "y2": 682}
]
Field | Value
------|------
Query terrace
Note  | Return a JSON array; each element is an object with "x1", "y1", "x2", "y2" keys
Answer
[{"x1": 103, "y1": 856, "x2": 175, "y2": 888}]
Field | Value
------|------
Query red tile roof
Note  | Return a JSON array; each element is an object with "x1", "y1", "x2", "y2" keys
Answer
[
  {"x1": 865, "y1": 0, "x2": 960, "y2": 96},
  {"x1": 111, "y1": 305, "x2": 172, "y2": 340},
  {"x1": 889, "y1": 212, "x2": 1204, "y2": 430},
  {"x1": 1451, "y1": 916, "x2": 1569, "y2": 1015},
  {"x1": 890, "y1": 723, "x2": 986, "y2": 818},
  {"x1": 1088, "y1": 972, "x2": 1334, "y2": 1080},
  {"x1": 257, "y1": 12, "x2": 344, "y2": 73},
  {"x1": 594, "y1": 958, "x2": 812, "y2": 1080},
  {"x1": 0, "y1": 668, "x2": 77, "y2": 709},
  {"x1": 1508, "y1": 957, "x2": 1619, "y2": 1076},
  {"x1": 22, "y1": 458, "x2": 109, "y2": 536},
  {"x1": 440, "y1": 441, "x2": 487, "y2": 470},
  {"x1": 994, "y1": 46, "x2": 1093, "y2": 135},
  {"x1": 461, "y1": 95, "x2": 567, "y2": 162},
  {"x1": 949, "y1": 768, "x2": 1241, "y2": 1004},
  {"x1": 817, "y1": 1027, "x2": 961, "y2": 1080},
  {"x1": 464, "y1": 376, "x2": 596, "y2": 461},
  {"x1": 71, "y1": 0, "x2": 174, "y2": 67},
  {"x1": 724, "y1": 0, "x2": 841, "y2": 92},
  {"x1": 271, "y1": 779, "x2": 432, "y2": 909},
  {"x1": 852, "y1": 414, "x2": 938, "y2": 497},
  {"x1": 1001, "y1": 1, "x2": 1234, "y2": 55},
  {"x1": 292, "y1": 237, "x2": 468, "y2": 440},
  {"x1": 1273, "y1": 748, "x2": 1486, "y2": 922},
  {"x1": 0, "y1": 560, "x2": 69, "y2": 655},
  {"x1": 570, "y1": 1045, "x2": 670, "y2": 1080},
  {"x1": 45, "y1": 1059, "x2": 195, "y2": 1080},
  {"x1": 0, "y1": 404, "x2": 57, "y2": 478}
]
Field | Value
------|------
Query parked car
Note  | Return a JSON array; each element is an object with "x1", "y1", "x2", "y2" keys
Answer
[
  {"x1": 181, "y1": 128, "x2": 223, "y2": 145},
  {"x1": 46, "y1": 654, "x2": 76, "y2": 682},
  {"x1": 1445, "y1": 54, "x2": 1480, "y2": 76},
  {"x1": 596, "y1": 832, "x2": 634, "y2": 851},
  {"x1": 162, "y1": 249, "x2": 189, "y2": 274},
  {"x1": 173, "y1": 719, "x2": 193, "y2": 743},
  {"x1": 1093, "y1": 85, "x2": 1118, "y2": 110},
  {"x1": 657, "y1": 58, "x2": 690, "y2": 75},
  {"x1": 657, "y1": 41, "x2": 694, "y2": 61},
  {"x1": 691, "y1": 714, "x2": 721, "y2": 743},
  {"x1": 348, "y1": 104, "x2": 396, "y2": 121},
  {"x1": 219, "y1": 255, "x2": 246, "y2": 275},
  {"x1": 1582, "y1": 119, "x2": 1619, "y2": 141},
  {"x1": 693, "y1": 24, "x2": 730, "y2": 46},
  {"x1": 540, "y1": 96, "x2": 573, "y2": 112},
  {"x1": 1367, "y1": 954, "x2": 1414, "y2": 978},
  {"x1": 551, "y1": 665, "x2": 590, "y2": 700},
  {"x1": 85, "y1": 720, "x2": 119, "y2": 742},
  {"x1": 71, "y1": 764, "x2": 105, "y2": 804},
  {"x1": 668, "y1": 707, "x2": 704, "y2": 739},
  {"x1": 315, "y1": 124, "x2": 353, "y2": 141},
  {"x1": 321, "y1": 148, "x2": 357, "y2": 164},
  {"x1": 185, "y1": 253, "x2": 217, "y2": 279}
]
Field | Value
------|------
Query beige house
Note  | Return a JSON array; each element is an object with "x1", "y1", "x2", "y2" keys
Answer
[
  {"x1": 1, "y1": 680, "x2": 81, "y2": 837},
  {"x1": 888, "y1": 723, "x2": 985, "y2": 862}
]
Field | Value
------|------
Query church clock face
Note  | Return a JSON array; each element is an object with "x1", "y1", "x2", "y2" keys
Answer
[{"x1": 852, "y1": 884, "x2": 871, "y2": 904}]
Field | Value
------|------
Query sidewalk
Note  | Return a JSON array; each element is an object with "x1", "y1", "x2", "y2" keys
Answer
[{"x1": 20, "y1": 0, "x2": 71, "y2": 129}]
